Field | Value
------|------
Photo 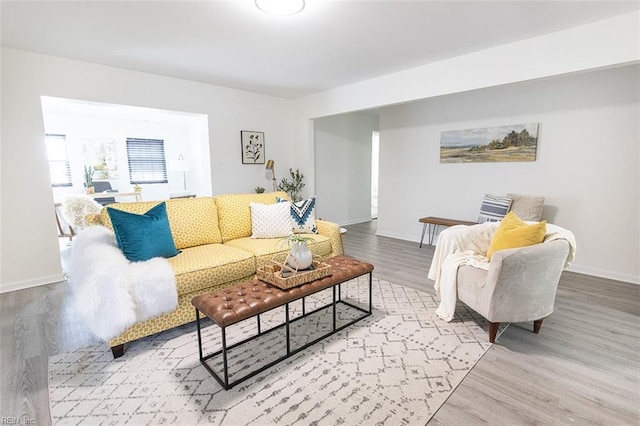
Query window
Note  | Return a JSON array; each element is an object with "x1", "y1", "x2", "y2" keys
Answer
[
  {"x1": 126, "y1": 138, "x2": 168, "y2": 184},
  {"x1": 45, "y1": 133, "x2": 72, "y2": 187}
]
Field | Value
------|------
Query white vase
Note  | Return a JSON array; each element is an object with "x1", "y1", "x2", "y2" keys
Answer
[{"x1": 287, "y1": 241, "x2": 313, "y2": 270}]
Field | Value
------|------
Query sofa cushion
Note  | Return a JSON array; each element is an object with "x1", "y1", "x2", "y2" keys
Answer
[
  {"x1": 486, "y1": 211, "x2": 546, "y2": 259},
  {"x1": 99, "y1": 197, "x2": 223, "y2": 249},
  {"x1": 107, "y1": 202, "x2": 179, "y2": 262},
  {"x1": 167, "y1": 244, "x2": 256, "y2": 295},
  {"x1": 215, "y1": 191, "x2": 289, "y2": 242},
  {"x1": 250, "y1": 202, "x2": 293, "y2": 238},
  {"x1": 224, "y1": 234, "x2": 332, "y2": 270},
  {"x1": 478, "y1": 194, "x2": 512, "y2": 223}
]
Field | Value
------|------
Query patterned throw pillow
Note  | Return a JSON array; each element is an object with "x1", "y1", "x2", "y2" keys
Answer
[
  {"x1": 277, "y1": 196, "x2": 318, "y2": 234},
  {"x1": 249, "y1": 202, "x2": 293, "y2": 238},
  {"x1": 477, "y1": 194, "x2": 513, "y2": 223}
]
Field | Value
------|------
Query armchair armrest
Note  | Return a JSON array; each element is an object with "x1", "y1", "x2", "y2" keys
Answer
[{"x1": 316, "y1": 219, "x2": 342, "y2": 257}]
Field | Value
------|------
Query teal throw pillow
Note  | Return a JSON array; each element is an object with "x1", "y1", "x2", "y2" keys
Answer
[{"x1": 107, "y1": 202, "x2": 180, "y2": 262}]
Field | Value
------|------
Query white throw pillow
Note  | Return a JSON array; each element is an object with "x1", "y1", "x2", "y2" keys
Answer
[{"x1": 250, "y1": 202, "x2": 293, "y2": 239}]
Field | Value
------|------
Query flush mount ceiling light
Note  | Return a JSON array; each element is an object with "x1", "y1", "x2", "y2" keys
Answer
[{"x1": 255, "y1": 0, "x2": 305, "y2": 16}]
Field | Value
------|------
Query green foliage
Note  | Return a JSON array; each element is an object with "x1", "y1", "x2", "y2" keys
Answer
[
  {"x1": 83, "y1": 165, "x2": 94, "y2": 188},
  {"x1": 255, "y1": 186, "x2": 265, "y2": 193},
  {"x1": 283, "y1": 234, "x2": 313, "y2": 245},
  {"x1": 480, "y1": 129, "x2": 536, "y2": 151},
  {"x1": 278, "y1": 168, "x2": 305, "y2": 202}
]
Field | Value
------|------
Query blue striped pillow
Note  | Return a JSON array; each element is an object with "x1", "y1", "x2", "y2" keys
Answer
[{"x1": 477, "y1": 194, "x2": 513, "y2": 223}]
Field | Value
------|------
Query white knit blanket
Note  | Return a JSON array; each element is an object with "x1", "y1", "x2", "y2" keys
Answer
[
  {"x1": 67, "y1": 226, "x2": 178, "y2": 342},
  {"x1": 427, "y1": 222, "x2": 577, "y2": 322}
]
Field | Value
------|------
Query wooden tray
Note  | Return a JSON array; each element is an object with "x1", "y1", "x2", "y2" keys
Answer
[{"x1": 257, "y1": 261, "x2": 332, "y2": 289}]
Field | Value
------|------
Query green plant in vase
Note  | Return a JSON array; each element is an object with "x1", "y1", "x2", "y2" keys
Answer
[
  {"x1": 83, "y1": 165, "x2": 94, "y2": 194},
  {"x1": 280, "y1": 234, "x2": 314, "y2": 270},
  {"x1": 278, "y1": 168, "x2": 305, "y2": 202}
]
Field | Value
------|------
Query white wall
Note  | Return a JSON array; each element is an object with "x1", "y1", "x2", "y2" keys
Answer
[
  {"x1": 314, "y1": 112, "x2": 378, "y2": 225},
  {"x1": 291, "y1": 12, "x2": 639, "y2": 284},
  {"x1": 376, "y1": 65, "x2": 639, "y2": 283},
  {"x1": 296, "y1": 12, "x2": 639, "y2": 122},
  {"x1": 1, "y1": 48, "x2": 294, "y2": 292}
]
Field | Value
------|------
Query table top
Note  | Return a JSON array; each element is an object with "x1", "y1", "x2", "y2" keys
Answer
[
  {"x1": 87, "y1": 191, "x2": 141, "y2": 200},
  {"x1": 419, "y1": 216, "x2": 477, "y2": 226}
]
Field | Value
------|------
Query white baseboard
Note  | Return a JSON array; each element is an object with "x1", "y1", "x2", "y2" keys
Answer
[
  {"x1": 566, "y1": 265, "x2": 640, "y2": 285},
  {"x1": 374, "y1": 230, "x2": 420, "y2": 243},
  {"x1": 340, "y1": 217, "x2": 377, "y2": 227},
  {"x1": 0, "y1": 273, "x2": 66, "y2": 294}
]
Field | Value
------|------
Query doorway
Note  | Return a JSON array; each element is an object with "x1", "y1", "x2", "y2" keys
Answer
[
  {"x1": 41, "y1": 96, "x2": 211, "y2": 270},
  {"x1": 371, "y1": 131, "x2": 379, "y2": 219}
]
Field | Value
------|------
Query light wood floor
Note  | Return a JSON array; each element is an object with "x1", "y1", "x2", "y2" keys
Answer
[{"x1": 1, "y1": 221, "x2": 638, "y2": 425}]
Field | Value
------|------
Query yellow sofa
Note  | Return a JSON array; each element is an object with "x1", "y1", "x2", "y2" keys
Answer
[{"x1": 86, "y1": 191, "x2": 342, "y2": 357}]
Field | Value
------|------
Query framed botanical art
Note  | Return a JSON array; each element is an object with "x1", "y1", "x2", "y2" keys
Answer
[{"x1": 241, "y1": 130, "x2": 265, "y2": 164}]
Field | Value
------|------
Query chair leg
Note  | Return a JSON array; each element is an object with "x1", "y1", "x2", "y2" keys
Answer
[
  {"x1": 533, "y1": 319, "x2": 544, "y2": 334},
  {"x1": 489, "y1": 322, "x2": 499, "y2": 343},
  {"x1": 111, "y1": 344, "x2": 125, "y2": 359}
]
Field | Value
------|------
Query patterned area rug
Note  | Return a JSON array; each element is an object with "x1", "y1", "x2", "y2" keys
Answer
[{"x1": 49, "y1": 278, "x2": 496, "y2": 425}]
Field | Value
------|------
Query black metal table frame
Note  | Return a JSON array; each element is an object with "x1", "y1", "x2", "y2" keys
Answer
[
  {"x1": 195, "y1": 271, "x2": 373, "y2": 390},
  {"x1": 420, "y1": 221, "x2": 439, "y2": 247}
]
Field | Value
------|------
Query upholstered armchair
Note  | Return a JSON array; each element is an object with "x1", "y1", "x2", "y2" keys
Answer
[
  {"x1": 456, "y1": 239, "x2": 571, "y2": 342},
  {"x1": 429, "y1": 212, "x2": 576, "y2": 343}
]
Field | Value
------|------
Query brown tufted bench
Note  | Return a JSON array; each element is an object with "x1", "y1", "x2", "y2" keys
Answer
[{"x1": 192, "y1": 256, "x2": 374, "y2": 389}]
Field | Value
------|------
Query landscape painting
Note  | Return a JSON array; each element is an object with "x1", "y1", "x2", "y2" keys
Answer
[{"x1": 440, "y1": 123, "x2": 539, "y2": 163}]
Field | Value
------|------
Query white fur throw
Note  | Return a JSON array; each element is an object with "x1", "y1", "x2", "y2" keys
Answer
[{"x1": 67, "y1": 226, "x2": 178, "y2": 342}]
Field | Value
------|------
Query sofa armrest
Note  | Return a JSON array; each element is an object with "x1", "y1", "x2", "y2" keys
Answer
[
  {"x1": 480, "y1": 239, "x2": 570, "y2": 323},
  {"x1": 316, "y1": 219, "x2": 342, "y2": 257}
]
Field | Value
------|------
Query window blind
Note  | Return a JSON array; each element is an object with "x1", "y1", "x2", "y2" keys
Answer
[
  {"x1": 126, "y1": 138, "x2": 168, "y2": 184},
  {"x1": 45, "y1": 134, "x2": 72, "y2": 187}
]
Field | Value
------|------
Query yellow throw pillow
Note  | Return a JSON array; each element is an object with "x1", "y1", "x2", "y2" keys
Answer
[{"x1": 486, "y1": 211, "x2": 547, "y2": 259}]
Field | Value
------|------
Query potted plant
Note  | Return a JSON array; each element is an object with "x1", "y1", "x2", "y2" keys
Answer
[
  {"x1": 83, "y1": 165, "x2": 94, "y2": 194},
  {"x1": 281, "y1": 234, "x2": 314, "y2": 270},
  {"x1": 278, "y1": 168, "x2": 305, "y2": 202},
  {"x1": 255, "y1": 186, "x2": 265, "y2": 194}
]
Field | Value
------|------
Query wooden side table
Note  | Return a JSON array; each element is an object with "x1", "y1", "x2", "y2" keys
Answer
[{"x1": 418, "y1": 216, "x2": 477, "y2": 247}]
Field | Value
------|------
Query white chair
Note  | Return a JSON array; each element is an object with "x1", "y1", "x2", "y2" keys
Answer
[
  {"x1": 61, "y1": 194, "x2": 103, "y2": 230},
  {"x1": 457, "y1": 239, "x2": 570, "y2": 342}
]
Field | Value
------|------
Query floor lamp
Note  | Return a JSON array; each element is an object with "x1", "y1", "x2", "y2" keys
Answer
[
  {"x1": 170, "y1": 154, "x2": 188, "y2": 191},
  {"x1": 265, "y1": 159, "x2": 277, "y2": 192}
]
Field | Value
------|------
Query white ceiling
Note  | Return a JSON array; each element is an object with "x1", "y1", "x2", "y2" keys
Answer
[{"x1": 2, "y1": 1, "x2": 638, "y2": 99}]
